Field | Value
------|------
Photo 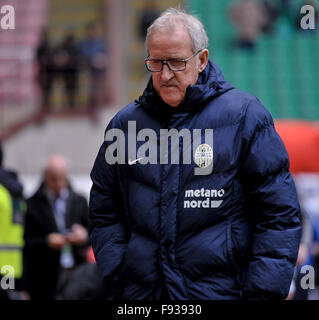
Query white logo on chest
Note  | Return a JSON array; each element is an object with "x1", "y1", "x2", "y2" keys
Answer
[{"x1": 184, "y1": 188, "x2": 225, "y2": 209}]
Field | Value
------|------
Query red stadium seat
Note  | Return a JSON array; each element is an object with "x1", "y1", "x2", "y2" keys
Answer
[{"x1": 275, "y1": 120, "x2": 319, "y2": 174}]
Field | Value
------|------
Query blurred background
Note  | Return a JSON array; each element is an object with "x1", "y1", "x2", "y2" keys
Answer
[{"x1": 0, "y1": 0, "x2": 319, "y2": 300}]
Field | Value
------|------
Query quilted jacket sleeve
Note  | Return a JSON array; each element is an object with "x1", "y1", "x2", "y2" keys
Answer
[
  {"x1": 89, "y1": 122, "x2": 129, "y2": 294},
  {"x1": 240, "y1": 99, "x2": 302, "y2": 299}
]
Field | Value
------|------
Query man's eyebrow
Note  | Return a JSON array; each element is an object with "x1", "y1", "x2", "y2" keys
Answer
[
  {"x1": 148, "y1": 56, "x2": 184, "y2": 60},
  {"x1": 168, "y1": 57, "x2": 184, "y2": 60}
]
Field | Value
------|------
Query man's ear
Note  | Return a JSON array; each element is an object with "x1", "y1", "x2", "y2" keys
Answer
[{"x1": 198, "y1": 49, "x2": 209, "y2": 73}]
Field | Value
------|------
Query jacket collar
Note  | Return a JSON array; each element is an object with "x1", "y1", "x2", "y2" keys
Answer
[
  {"x1": 34, "y1": 181, "x2": 74, "y2": 201},
  {"x1": 32, "y1": 182, "x2": 75, "y2": 232},
  {"x1": 138, "y1": 59, "x2": 234, "y2": 119}
]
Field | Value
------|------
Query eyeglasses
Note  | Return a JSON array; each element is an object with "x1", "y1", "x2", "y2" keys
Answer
[{"x1": 144, "y1": 49, "x2": 203, "y2": 72}]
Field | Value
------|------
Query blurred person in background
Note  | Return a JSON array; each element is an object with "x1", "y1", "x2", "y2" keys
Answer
[
  {"x1": 78, "y1": 22, "x2": 108, "y2": 111},
  {"x1": 23, "y1": 155, "x2": 90, "y2": 300},
  {"x1": 229, "y1": 0, "x2": 268, "y2": 51},
  {"x1": 89, "y1": 8, "x2": 301, "y2": 300},
  {"x1": 54, "y1": 29, "x2": 80, "y2": 109},
  {"x1": 36, "y1": 29, "x2": 57, "y2": 111},
  {"x1": 293, "y1": 177, "x2": 319, "y2": 300},
  {"x1": 59, "y1": 246, "x2": 105, "y2": 300},
  {"x1": 138, "y1": 0, "x2": 160, "y2": 42},
  {"x1": 0, "y1": 141, "x2": 27, "y2": 300},
  {"x1": 275, "y1": 121, "x2": 319, "y2": 300},
  {"x1": 261, "y1": 0, "x2": 280, "y2": 35}
]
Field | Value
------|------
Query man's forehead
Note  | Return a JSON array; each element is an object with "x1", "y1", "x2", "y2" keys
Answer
[
  {"x1": 148, "y1": 25, "x2": 192, "y2": 56},
  {"x1": 149, "y1": 23, "x2": 190, "y2": 41}
]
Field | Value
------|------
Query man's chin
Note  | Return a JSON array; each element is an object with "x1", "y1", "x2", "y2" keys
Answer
[
  {"x1": 160, "y1": 94, "x2": 181, "y2": 107},
  {"x1": 163, "y1": 100, "x2": 180, "y2": 107}
]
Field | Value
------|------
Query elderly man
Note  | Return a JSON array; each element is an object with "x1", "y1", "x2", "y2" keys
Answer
[
  {"x1": 24, "y1": 155, "x2": 89, "y2": 300},
  {"x1": 89, "y1": 8, "x2": 301, "y2": 300}
]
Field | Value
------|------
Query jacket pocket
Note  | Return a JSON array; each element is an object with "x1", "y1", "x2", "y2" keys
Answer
[{"x1": 226, "y1": 222, "x2": 238, "y2": 275}]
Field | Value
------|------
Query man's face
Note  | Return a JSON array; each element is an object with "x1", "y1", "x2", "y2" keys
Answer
[
  {"x1": 148, "y1": 25, "x2": 206, "y2": 107},
  {"x1": 45, "y1": 168, "x2": 67, "y2": 197}
]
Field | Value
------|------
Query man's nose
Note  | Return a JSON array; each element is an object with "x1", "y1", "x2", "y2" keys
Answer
[{"x1": 160, "y1": 63, "x2": 174, "y2": 81}]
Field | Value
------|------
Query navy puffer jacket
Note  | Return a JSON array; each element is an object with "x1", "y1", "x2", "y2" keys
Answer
[{"x1": 89, "y1": 60, "x2": 301, "y2": 300}]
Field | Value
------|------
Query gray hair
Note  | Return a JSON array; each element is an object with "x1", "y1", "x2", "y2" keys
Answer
[{"x1": 145, "y1": 8, "x2": 208, "y2": 54}]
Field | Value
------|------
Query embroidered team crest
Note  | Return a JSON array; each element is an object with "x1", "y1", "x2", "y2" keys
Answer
[{"x1": 194, "y1": 144, "x2": 213, "y2": 168}]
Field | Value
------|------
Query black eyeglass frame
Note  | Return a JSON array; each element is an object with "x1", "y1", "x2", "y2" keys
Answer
[{"x1": 144, "y1": 49, "x2": 203, "y2": 72}]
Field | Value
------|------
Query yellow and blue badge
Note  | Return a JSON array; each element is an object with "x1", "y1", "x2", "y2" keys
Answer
[{"x1": 194, "y1": 144, "x2": 213, "y2": 168}]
